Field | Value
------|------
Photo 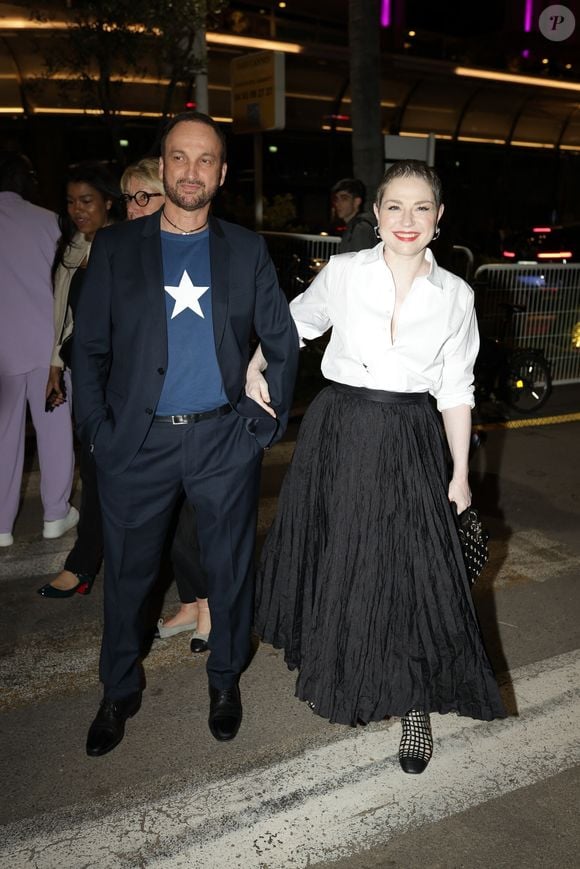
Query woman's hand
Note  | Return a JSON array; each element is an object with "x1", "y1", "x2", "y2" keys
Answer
[
  {"x1": 245, "y1": 369, "x2": 276, "y2": 418},
  {"x1": 245, "y1": 344, "x2": 276, "y2": 418},
  {"x1": 448, "y1": 475, "x2": 471, "y2": 515},
  {"x1": 46, "y1": 365, "x2": 66, "y2": 407}
]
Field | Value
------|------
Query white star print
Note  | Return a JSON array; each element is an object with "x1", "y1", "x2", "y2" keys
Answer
[{"x1": 164, "y1": 270, "x2": 209, "y2": 319}]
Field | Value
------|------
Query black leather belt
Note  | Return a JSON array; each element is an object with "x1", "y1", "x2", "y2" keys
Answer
[
  {"x1": 331, "y1": 382, "x2": 429, "y2": 404},
  {"x1": 154, "y1": 404, "x2": 232, "y2": 425}
]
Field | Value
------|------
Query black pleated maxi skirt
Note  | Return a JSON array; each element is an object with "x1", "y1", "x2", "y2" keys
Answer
[{"x1": 255, "y1": 383, "x2": 506, "y2": 726}]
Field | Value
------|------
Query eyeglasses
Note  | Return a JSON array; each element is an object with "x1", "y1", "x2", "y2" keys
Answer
[{"x1": 121, "y1": 191, "x2": 163, "y2": 207}]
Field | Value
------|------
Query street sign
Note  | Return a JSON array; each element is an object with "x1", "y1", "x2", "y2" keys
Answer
[
  {"x1": 384, "y1": 133, "x2": 436, "y2": 167},
  {"x1": 231, "y1": 50, "x2": 285, "y2": 133}
]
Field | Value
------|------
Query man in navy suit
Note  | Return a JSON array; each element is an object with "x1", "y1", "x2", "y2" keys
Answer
[{"x1": 73, "y1": 111, "x2": 298, "y2": 756}]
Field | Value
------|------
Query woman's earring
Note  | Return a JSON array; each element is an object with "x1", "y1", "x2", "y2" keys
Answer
[
  {"x1": 374, "y1": 224, "x2": 381, "y2": 239},
  {"x1": 432, "y1": 225, "x2": 440, "y2": 241}
]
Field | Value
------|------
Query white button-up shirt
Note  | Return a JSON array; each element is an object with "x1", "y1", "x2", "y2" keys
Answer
[{"x1": 289, "y1": 244, "x2": 478, "y2": 411}]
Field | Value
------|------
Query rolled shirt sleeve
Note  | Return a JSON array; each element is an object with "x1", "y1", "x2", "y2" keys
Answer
[
  {"x1": 433, "y1": 288, "x2": 479, "y2": 411},
  {"x1": 289, "y1": 258, "x2": 333, "y2": 345}
]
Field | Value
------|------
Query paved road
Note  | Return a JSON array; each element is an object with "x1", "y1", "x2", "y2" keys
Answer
[{"x1": 1, "y1": 389, "x2": 579, "y2": 868}]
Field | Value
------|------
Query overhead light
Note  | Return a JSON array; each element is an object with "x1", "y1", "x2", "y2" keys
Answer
[
  {"x1": 206, "y1": 33, "x2": 302, "y2": 53},
  {"x1": 455, "y1": 66, "x2": 580, "y2": 93},
  {"x1": 30, "y1": 107, "x2": 233, "y2": 121},
  {"x1": 502, "y1": 251, "x2": 516, "y2": 258},
  {"x1": 542, "y1": 58, "x2": 549, "y2": 65},
  {"x1": 381, "y1": 0, "x2": 392, "y2": 27},
  {"x1": 511, "y1": 140, "x2": 556, "y2": 149},
  {"x1": 537, "y1": 251, "x2": 572, "y2": 259},
  {"x1": 321, "y1": 124, "x2": 352, "y2": 132},
  {"x1": 457, "y1": 135, "x2": 506, "y2": 144},
  {"x1": 408, "y1": 30, "x2": 416, "y2": 37},
  {"x1": 0, "y1": 17, "x2": 68, "y2": 29},
  {"x1": 533, "y1": 227, "x2": 552, "y2": 233},
  {"x1": 0, "y1": 16, "x2": 303, "y2": 53}
]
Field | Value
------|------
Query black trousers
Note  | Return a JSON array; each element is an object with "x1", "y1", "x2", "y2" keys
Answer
[
  {"x1": 171, "y1": 498, "x2": 208, "y2": 601},
  {"x1": 96, "y1": 411, "x2": 263, "y2": 699},
  {"x1": 64, "y1": 438, "x2": 103, "y2": 577}
]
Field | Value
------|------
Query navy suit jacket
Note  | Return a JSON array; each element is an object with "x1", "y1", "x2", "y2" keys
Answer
[{"x1": 72, "y1": 212, "x2": 299, "y2": 474}]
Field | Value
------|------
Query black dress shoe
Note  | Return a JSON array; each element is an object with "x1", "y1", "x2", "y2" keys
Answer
[
  {"x1": 208, "y1": 683, "x2": 242, "y2": 741},
  {"x1": 86, "y1": 692, "x2": 142, "y2": 757}
]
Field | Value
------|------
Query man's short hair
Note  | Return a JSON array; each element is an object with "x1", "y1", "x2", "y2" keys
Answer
[
  {"x1": 331, "y1": 178, "x2": 366, "y2": 202},
  {"x1": 160, "y1": 111, "x2": 227, "y2": 163},
  {"x1": 0, "y1": 152, "x2": 36, "y2": 198}
]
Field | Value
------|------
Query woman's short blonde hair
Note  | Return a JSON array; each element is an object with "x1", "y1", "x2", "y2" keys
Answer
[{"x1": 120, "y1": 157, "x2": 163, "y2": 194}]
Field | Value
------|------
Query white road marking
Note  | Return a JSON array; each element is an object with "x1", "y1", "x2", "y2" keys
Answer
[{"x1": 2, "y1": 649, "x2": 579, "y2": 869}]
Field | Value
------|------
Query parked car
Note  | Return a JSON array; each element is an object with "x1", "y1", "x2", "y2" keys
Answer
[{"x1": 500, "y1": 224, "x2": 580, "y2": 263}]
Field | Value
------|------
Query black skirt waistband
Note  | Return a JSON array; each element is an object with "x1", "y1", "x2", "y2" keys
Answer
[{"x1": 330, "y1": 382, "x2": 429, "y2": 405}]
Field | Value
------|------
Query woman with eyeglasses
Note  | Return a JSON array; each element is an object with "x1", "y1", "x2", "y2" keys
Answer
[
  {"x1": 38, "y1": 163, "x2": 124, "y2": 597},
  {"x1": 120, "y1": 157, "x2": 212, "y2": 652},
  {"x1": 120, "y1": 158, "x2": 165, "y2": 220}
]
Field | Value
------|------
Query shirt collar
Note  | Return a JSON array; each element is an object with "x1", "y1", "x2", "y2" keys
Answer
[
  {"x1": 423, "y1": 247, "x2": 445, "y2": 291},
  {"x1": 363, "y1": 243, "x2": 445, "y2": 292}
]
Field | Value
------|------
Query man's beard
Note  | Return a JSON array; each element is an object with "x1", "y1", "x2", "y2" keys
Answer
[{"x1": 163, "y1": 174, "x2": 220, "y2": 212}]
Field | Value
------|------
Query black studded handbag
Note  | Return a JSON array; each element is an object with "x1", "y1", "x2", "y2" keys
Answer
[{"x1": 457, "y1": 507, "x2": 489, "y2": 585}]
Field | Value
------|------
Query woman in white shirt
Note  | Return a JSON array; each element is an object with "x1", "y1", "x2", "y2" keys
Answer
[{"x1": 249, "y1": 160, "x2": 505, "y2": 774}]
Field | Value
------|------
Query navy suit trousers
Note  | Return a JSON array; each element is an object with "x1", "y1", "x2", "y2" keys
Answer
[{"x1": 96, "y1": 410, "x2": 263, "y2": 698}]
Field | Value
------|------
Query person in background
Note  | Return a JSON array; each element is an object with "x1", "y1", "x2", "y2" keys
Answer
[
  {"x1": 250, "y1": 160, "x2": 505, "y2": 774},
  {"x1": 0, "y1": 153, "x2": 76, "y2": 549},
  {"x1": 330, "y1": 177, "x2": 377, "y2": 253},
  {"x1": 121, "y1": 156, "x2": 212, "y2": 653},
  {"x1": 121, "y1": 157, "x2": 165, "y2": 221},
  {"x1": 37, "y1": 163, "x2": 124, "y2": 597}
]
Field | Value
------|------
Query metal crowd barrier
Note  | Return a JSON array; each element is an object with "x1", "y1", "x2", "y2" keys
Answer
[
  {"x1": 473, "y1": 263, "x2": 580, "y2": 384},
  {"x1": 260, "y1": 231, "x2": 341, "y2": 299}
]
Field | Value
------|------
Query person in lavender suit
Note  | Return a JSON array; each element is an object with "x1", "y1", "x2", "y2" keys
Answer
[{"x1": 0, "y1": 153, "x2": 77, "y2": 549}]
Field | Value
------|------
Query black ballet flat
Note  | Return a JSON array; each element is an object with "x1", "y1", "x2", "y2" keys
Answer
[
  {"x1": 37, "y1": 574, "x2": 95, "y2": 598},
  {"x1": 190, "y1": 631, "x2": 210, "y2": 653}
]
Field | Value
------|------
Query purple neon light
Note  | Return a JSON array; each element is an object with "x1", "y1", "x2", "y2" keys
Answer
[
  {"x1": 381, "y1": 0, "x2": 391, "y2": 27},
  {"x1": 524, "y1": 0, "x2": 533, "y2": 32}
]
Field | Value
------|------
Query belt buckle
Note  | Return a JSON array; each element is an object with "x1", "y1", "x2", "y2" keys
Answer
[{"x1": 171, "y1": 414, "x2": 189, "y2": 425}]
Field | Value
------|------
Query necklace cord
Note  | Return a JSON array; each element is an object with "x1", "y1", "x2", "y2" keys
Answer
[{"x1": 162, "y1": 208, "x2": 208, "y2": 235}]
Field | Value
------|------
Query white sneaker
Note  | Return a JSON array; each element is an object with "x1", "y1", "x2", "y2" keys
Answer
[
  {"x1": 0, "y1": 532, "x2": 14, "y2": 547},
  {"x1": 42, "y1": 506, "x2": 80, "y2": 539}
]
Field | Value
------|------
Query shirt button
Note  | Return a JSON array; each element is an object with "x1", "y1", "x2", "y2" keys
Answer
[
  {"x1": 145, "y1": 407, "x2": 153, "y2": 415},
  {"x1": 157, "y1": 367, "x2": 165, "y2": 375}
]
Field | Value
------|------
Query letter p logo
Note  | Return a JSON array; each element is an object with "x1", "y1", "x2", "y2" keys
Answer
[{"x1": 539, "y1": 5, "x2": 576, "y2": 41}]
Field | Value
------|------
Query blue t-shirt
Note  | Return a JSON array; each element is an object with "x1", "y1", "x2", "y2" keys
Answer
[{"x1": 156, "y1": 228, "x2": 228, "y2": 414}]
